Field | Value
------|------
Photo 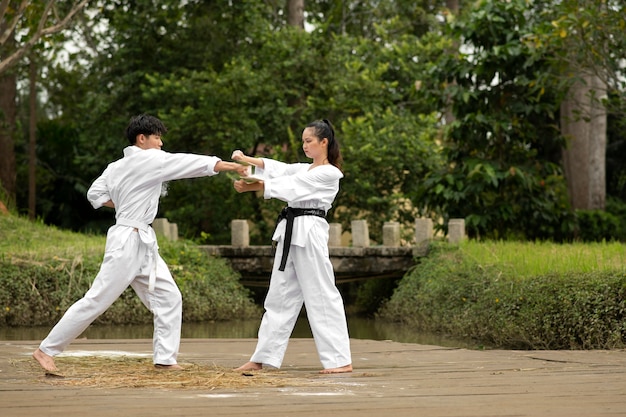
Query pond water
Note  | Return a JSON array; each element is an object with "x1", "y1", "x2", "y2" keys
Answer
[{"x1": 0, "y1": 316, "x2": 484, "y2": 349}]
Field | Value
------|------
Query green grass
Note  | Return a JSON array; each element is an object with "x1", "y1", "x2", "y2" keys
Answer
[
  {"x1": 0, "y1": 214, "x2": 105, "y2": 260},
  {"x1": 458, "y1": 240, "x2": 626, "y2": 277}
]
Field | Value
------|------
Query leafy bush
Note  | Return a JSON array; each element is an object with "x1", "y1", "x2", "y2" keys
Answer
[
  {"x1": 575, "y1": 209, "x2": 623, "y2": 242},
  {"x1": 379, "y1": 242, "x2": 626, "y2": 349},
  {"x1": 158, "y1": 240, "x2": 261, "y2": 322},
  {"x1": 0, "y1": 215, "x2": 259, "y2": 326}
]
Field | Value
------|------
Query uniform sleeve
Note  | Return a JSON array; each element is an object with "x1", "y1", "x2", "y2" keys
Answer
[
  {"x1": 256, "y1": 158, "x2": 305, "y2": 179},
  {"x1": 87, "y1": 166, "x2": 112, "y2": 209},
  {"x1": 158, "y1": 151, "x2": 221, "y2": 181}
]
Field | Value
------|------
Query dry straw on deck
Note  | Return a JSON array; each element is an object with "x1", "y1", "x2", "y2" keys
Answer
[{"x1": 18, "y1": 356, "x2": 313, "y2": 390}]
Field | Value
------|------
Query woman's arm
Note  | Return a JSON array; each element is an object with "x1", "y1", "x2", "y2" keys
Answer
[
  {"x1": 233, "y1": 179, "x2": 264, "y2": 193},
  {"x1": 231, "y1": 150, "x2": 265, "y2": 169}
]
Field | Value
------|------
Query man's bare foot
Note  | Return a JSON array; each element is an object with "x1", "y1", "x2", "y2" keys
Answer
[
  {"x1": 235, "y1": 361, "x2": 262, "y2": 371},
  {"x1": 319, "y1": 364, "x2": 353, "y2": 374},
  {"x1": 154, "y1": 364, "x2": 183, "y2": 370},
  {"x1": 33, "y1": 348, "x2": 58, "y2": 372}
]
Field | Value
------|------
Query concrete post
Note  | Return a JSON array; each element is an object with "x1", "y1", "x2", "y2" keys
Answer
[
  {"x1": 351, "y1": 219, "x2": 370, "y2": 248},
  {"x1": 153, "y1": 218, "x2": 172, "y2": 240},
  {"x1": 382, "y1": 221, "x2": 400, "y2": 247},
  {"x1": 328, "y1": 223, "x2": 343, "y2": 247},
  {"x1": 448, "y1": 218, "x2": 466, "y2": 244},
  {"x1": 169, "y1": 222, "x2": 179, "y2": 242},
  {"x1": 231, "y1": 219, "x2": 250, "y2": 247},
  {"x1": 415, "y1": 218, "x2": 433, "y2": 245}
]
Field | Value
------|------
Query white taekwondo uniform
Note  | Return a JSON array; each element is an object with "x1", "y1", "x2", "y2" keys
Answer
[
  {"x1": 248, "y1": 158, "x2": 352, "y2": 369},
  {"x1": 38, "y1": 146, "x2": 220, "y2": 365}
]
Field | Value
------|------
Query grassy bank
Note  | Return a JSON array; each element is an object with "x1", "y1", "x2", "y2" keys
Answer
[
  {"x1": 0, "y1": 214, "x2": 260, "y2": 326},
  {"x1": 379, "y1": 241, "x2": 626, "y2": 349}
]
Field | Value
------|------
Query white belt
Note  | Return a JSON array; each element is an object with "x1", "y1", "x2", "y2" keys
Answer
[{"x1": 116, "y1": 218, "x2": 158, "y2": 292}]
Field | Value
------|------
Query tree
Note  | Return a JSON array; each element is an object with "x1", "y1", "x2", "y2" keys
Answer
[
  {"x1": 0, "y1": 0, "x2": 89, "y2": 75},
  {"x1": 28, "y1": 52, "x2": 37, "y2": 219},
  {"x1": 416, "y1": 0, "x2": 574, "y2": 240},
  {"x1": 0, "y1": 0, "x2": 89, "y2": 201},
  {"x1": 287, "y1": 0, "x2": 304, "y2": 28},
  {"x1": 134, "y1": 2, "x2": 445, "y2": 243},
  {"x1": 29, "y1": 0, "x2": 284, "y2": 237},
  {"x1": 0, "y1": 21, "x2": 17, "y2": 201},
  {"x1": 31, "y1": 0, "x2": 445, "y2": 244},
  {"x1": 535, "y1": 0, "x2": 626, "y2": 210},
  {"x1": 561, "y1": 73, "x2": 607, "y2": 210}
]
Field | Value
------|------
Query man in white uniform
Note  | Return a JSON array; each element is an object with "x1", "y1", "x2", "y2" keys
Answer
[{"x1": 33, "y1": 114, "x2": 247, "y2": 372}]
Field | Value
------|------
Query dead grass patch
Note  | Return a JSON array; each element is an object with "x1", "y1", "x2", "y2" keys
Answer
[{"x1": 17, "y1": 356, "x2": 313, "y2": 390}]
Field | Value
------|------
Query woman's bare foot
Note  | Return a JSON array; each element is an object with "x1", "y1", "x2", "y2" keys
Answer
[
  {"x1": 154, "y1": 364, "x2": 183, "y2": 370},
  {"x1": 319, "y1": 364, "x2": 353, "y2": 374},
  {"x1": 33, "y1": 348, "x2": 58, "y2": 372},
  {"x1": 235, "y1": 361, "x2": 262, "y2": 371}
]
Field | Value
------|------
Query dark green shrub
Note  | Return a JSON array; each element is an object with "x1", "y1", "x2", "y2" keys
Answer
[
  {"x1": 379, "y1": 243, "x2": 626, "y2": 349},
  {"x1": 575, "y1": 209, "x2": 622, "y2": 242}
]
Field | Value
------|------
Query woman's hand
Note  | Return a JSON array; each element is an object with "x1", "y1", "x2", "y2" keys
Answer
[
  {"x1": 233, "y1": 179, "x2": 263, "y2": 193},
  {"x1": 231, "y1": 150, "x2": 245, "y2": 162},
  {"x1": 233, "y1": 179, "x2": 248, "y2": 193},
  {"x1": 231, "y1": 150, "x2": 265, "y2": 169}
]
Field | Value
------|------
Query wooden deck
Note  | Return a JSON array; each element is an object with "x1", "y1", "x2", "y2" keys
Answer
[{"x1": 1, "y1": 338, "x2": 625, "y2": 416}]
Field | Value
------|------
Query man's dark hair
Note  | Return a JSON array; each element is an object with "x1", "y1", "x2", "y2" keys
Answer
[{"x1": 125, "y1": 114, "x2": 168, "y2": 145}]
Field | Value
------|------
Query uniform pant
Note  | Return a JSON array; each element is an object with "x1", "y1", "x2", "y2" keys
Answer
[
  {"x1": 250, "y1": 234, "x2": 352, "y2": 369},
  {"x1": 38, "y1": 231, "x2": 182, "y2": 365}
]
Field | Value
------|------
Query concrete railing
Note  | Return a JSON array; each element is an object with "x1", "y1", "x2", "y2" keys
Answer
[
  {"x1": 179, "y1": 217, "x2": 465, "y2": 286},
  {"x1": 153, "y1": 217, "x2": 467, "y2": 246},
  {"x1": 229, "y1": 217, "x2": 466, "y2": 247}
]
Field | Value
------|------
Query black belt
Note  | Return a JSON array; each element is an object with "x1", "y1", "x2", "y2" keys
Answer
[{"x1": 275, "y1": 207, "x2": 326, "y2": 271}]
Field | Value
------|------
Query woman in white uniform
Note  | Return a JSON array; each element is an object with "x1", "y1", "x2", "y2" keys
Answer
[
  {"x1": 232, "y1": 119, "x2": 352, "y2": 374},
  {"x1": 33, "y1": 114, "x2": 248, "y2": 373}
]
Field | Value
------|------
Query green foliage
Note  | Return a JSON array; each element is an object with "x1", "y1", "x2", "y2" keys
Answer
[
  {"x1": 157, "y1": 239, "x2": 260, "y2": 321},
  {"x1": 27, "y1": 0, "x2": 281, "y2": 237},
  {"x1": 15, "y1": 120, "x2": 112, "y2": 232},
  {"x1": 574, "y1": 209, "x2": 623, "y2": 242},
  {"x1": 307, "y1": 0, "x2": 437, "y2": 39},
  {"x1": 380, "y1": 242, "x2": 626, "y2": 349},
  {"x1": 0, "y1": 214, "x2": 259, "y2": 326},
  {"x1": 353, "y1": 276, "x2": 402, "y2": 316},
  {"x1": 415, "y1": 0, "x2": 575, "y2": 240},
  {"x1": 339, "y1": 110, "x2": 442, "y2": 239},
  {"x1": 533, "y1": 0, "x2": 626, "y2": 114},
  {"x1": 20, "y1": 0, "x2": 626, "y2": 246},
  {"x1": 18, "y1": 0, "x2": 450, "y2": 243},
  {"x1": 142, "y1": 23, "x2": 440, "y2": 242}
]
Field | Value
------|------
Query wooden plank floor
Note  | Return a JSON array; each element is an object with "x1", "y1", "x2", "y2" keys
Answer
[{"x1": 1, "y1": 338, "x2": 625, "y2": 417}]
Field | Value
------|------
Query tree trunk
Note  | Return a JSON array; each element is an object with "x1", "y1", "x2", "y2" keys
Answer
[
  {"x1": 561, "y1": 73, "x2": 607, "y2": 210},
  {"x1": 446, "y1": 0, "x2": 459, "y2": 13},
  {"x1": 0, "y1": 23, "x2": 17, "y2": 201},
  {"x1": 29, "y1": 55, "x2": 37, "y2": 220},
  {"x1": 286, "y1": 0, "x2": 305, "y2": 139},
  {"x1": 444, "y1": 0, "x2": 459, "y2": 125},
  {"x1": 287, "y1": 0, "x2": 304, "y2": 29}
]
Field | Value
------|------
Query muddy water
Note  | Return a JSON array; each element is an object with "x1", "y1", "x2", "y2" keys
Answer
[{"x1": 0, "y1": 317, "x2": 482, "y2": 349}]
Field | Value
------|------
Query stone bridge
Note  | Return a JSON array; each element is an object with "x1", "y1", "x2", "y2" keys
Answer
[
  {"x1": 198, "y1": 245, "x2": 423, "y2": 286},
  {"x1": 154, "y1": 217, "x2": 467, "y2": 287}
]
